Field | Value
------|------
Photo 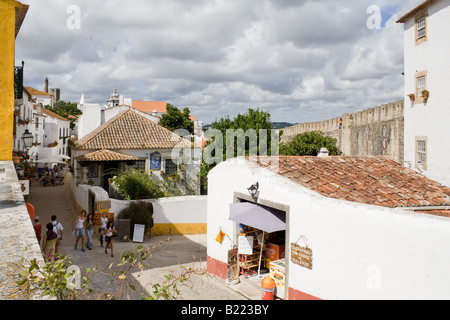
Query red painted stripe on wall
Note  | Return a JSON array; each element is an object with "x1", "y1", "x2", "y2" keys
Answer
[{"x1": 207, "y1": 255, "x2": 321, "y2": 300}]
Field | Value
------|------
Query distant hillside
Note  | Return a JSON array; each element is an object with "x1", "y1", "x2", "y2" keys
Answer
[
  {"x1": 203, "y1": 122, "x2": 296, "y2": 130},
  {"x1": 272, "y1": 122, "x2": 297, "y2": 129}
]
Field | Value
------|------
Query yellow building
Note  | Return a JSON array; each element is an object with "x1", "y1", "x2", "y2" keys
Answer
[{"x1": 0, "y1": 0, "x2": 28, "y2": 161}]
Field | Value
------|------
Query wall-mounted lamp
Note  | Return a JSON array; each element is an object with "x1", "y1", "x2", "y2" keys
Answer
[
  {"x1": 247, "y1": 182, "x2": 259, "y2": 199},
  {"x1": 21, "y1": 129, "x2": 34, "y2": 151}
]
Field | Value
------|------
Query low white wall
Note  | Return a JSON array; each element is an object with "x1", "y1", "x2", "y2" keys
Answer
[
  {"x1": 207, "y1": 159, "x2": 450, "y2": 300},
  {"x1": 71, "y1": 178, "x2": 207, "y2": 234},
  {"x1": 110, "y1": 195, "x2": 207, "y2": 224}
]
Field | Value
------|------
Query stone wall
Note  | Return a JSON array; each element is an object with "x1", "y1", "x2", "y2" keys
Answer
[
  {"x1": 0, "y1": 161, "x2": 46, "y2": 299},
  {"x1": 281, "y1": 100, "x2": 404, "y2": 163}
]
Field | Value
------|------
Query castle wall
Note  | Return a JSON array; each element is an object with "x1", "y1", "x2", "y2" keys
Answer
[{"x1": 281, "y1": 100, "x2": 404, "y2": 163}]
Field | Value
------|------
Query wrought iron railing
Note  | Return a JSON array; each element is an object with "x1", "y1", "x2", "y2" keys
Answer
[{"x1": 14, "y1": 61, "x2": 24, "y2": 100}]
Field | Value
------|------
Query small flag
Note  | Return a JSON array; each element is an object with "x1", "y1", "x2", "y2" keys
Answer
[{"x1": 215, "y1": 230, "x2": 226, "y2": 244}]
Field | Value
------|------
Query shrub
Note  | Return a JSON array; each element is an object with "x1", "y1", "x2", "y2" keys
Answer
[
  {"x1": 113, "y1": 169, "x2": 164, "y2": 200},
  {"x1": 118, "y1": 201, "x2": 154, "y2": 236}
]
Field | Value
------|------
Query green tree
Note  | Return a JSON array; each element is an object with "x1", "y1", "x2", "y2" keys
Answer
[
  {"x1": 280, "y1": 131, "x2": 342, "y2": 156},
  {"x1": 113, "y1": 169, "x2": 164, "y2": 200},
  {"x1": 200, "y1": 108, "x2": 277, "y2": 193},
  {"x1": 46, "y1": 100, "x2": 82, "y2": 129},
  {"x1": 159, "y1": 104, "x2": 194, "y2": 134}
]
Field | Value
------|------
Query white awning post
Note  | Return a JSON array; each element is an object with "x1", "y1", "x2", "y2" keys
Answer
[{"x1": 257, "y1": 231, "x2": 265, "y2": 278}]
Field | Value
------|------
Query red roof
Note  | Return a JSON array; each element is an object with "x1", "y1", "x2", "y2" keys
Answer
[
  {"x1": 132, "y1": 100, "x2": 198, "y2": 121},
  {"x1": 252, "y1": 156, "x2": 450, "y2": 209}
]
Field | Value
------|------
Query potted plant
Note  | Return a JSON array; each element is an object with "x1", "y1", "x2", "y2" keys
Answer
[
  {"x1": 408, "y1": 94, "x2": 415, "y2": 102},
  {"x1": 421, "y1": 90, "x2": 429, "y2": 102},
  {"x1": 12, "y1": 153, "x2": 21, "y2": 164}
]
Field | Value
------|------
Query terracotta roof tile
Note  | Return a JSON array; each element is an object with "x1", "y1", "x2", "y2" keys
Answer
[
  {"x1": 253, "y1": 156, "x2": 450, "y2": 208},
  {"x1": 74, "y1": 109, "x2": 190, "y2": 150},
  {"x1": 397, "y1": 0, "x2": 437, "y2": 23},
  {"x1": 43, "y1": 108, "x2": 71, "y2": 122},
  {"x1": 25, "y1": 86, "x2": 53, "y2": 97},
  {"x1": 132, "y1": 100, "x2": 198, "y2": 121},
  {"x1": 75, "y1": 149, "x2": 139, "y2": 162}
]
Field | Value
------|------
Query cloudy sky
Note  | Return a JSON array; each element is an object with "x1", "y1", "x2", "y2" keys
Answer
[{"x1": 16, "y1": 0, "x2": 424, "y2": 124}]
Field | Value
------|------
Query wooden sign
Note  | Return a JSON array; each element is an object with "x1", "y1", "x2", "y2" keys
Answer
[{"x1": 290, "y1": 243, "x2": 313, "y2": 270}]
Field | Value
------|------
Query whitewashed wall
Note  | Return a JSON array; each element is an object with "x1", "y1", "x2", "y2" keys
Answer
[
  {"x1": 71, "y1": 178, "x2": 207, "y2": 231},
  {"x1": 110, "y1": 195, "x2": 207, "y2": 224},
  {"x1": 403, "y1": 0, "x2": 450, "y2": 187},
  {"x1": 207, "y1": 159, "x2": 450, "y2": 300}
]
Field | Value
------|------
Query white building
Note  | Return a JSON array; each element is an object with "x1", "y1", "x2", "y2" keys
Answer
[
  {"x1": 397, "y1": 0, "x2": 450, "y2": 186},
  {"x1": 207, "y1": 156, "x2": 450, "y2": 300},
  {"x1": 24, "y1": 86, "x2": 55, "y2": 108},
  {"x1": 41, "y1": 108, "x2": 71, "y2": 157}
]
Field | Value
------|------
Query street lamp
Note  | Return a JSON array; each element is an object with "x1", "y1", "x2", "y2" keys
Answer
[
  {"x1": 247, "y1": 182, "x2": 259, "y2": 199},
  {"x1": 21, "y1": 129, "x2": 34, "y2": 150}
]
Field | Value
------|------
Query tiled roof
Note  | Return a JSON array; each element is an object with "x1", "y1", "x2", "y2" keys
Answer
[
  {"x1": 15, "y1": 2, "x2": 29, "y2": 39},
  {"x1": 75, "y1": 149, "x2": 139, "y2": 162},
  {"x1": 25, "y1": 86, "x2": 53, "y2": 97},
  {"x1": 132, "y1": 100, "x2": 198, "y2": 121},
  {"x1": 73, "y1": 109, "x2": 190, "y2": 150},
  {"x1": 132, "y1": 100, "x2": 167, "y2": 113},
  {"x1": 253, "y1": 156, "x2": 450, "y2": 208},
  {"x1": 43, "y1": 108, "x2": 71, "y2": 122},
  {"x1": 397, "y1": 0, "x2": 438, "y2": 23}
]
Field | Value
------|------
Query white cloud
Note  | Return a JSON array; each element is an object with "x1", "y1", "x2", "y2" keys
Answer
[{"x1": 15, "y1": 0, "x2": 418, "y2": 123}]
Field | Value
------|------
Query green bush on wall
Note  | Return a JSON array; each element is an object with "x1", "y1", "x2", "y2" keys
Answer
[
  {"x1": 113, "y1": 169, "x2": 164, "y2": 200},
  {"x1": 118, "y1": 201, "x2": 154, "y2": 236}
]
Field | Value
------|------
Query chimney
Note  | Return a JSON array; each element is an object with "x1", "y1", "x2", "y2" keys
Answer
[
  {"x1": 44, "y1": 77, "x2": 49, "y2": 93},
  {"x1": 317, "y1": 147, "x2": 329, "y2": 157}
]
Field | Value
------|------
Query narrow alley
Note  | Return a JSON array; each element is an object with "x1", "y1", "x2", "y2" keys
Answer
[{"x1": 26, "y1": 171, "x2": 247, "y2": 300}]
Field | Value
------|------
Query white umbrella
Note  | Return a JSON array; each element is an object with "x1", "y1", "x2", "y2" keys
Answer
[
  {"x1": 229, "y1": 202, "x2": 286, "y2": 278},
  {"x1": 34, "y1": 156, "x2": 66, "y2": 164}
]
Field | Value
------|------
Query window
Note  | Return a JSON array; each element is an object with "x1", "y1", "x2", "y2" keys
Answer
[
  {"x1": 133, "y1": 160, "x2": 146, "y2": 170},
  {"x1": 417, "y1": 76, "x2": 426, "y2": 95},
  {"x1": 415, "y1": 71, "x2": 427, "y2": 104},
  {"x1": 415, "y1": 14, "x2": 427, "y2": 45},
  {"x1": 417, "y1": 17, "x2": 426, "y2": 39},
  {"x1": 164, "y1": 159, "x2": 177, "y2": 175},
  {"x1": 416, "y1": 137, "x2": 427, "y2": 171}
]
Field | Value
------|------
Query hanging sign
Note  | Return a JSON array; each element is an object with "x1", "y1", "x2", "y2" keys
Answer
[{"x1": 290, "y1": 242, "x2": 313, "y2": 270}]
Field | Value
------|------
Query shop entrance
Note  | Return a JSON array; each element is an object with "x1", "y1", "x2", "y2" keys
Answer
[{"x1": 228, "y1": 199, "x2": 287, "y2": 299}]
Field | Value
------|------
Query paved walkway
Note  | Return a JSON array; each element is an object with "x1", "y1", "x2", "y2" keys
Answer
[{"x1": 27, "y1": 172, "x2": 248, "y2": 300}]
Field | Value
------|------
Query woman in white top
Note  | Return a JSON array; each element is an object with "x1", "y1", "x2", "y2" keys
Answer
[
  {"x1": 99, "y1": 212, "x2": 108, "y2": 247},
  {"x1": 103, "y1": 220, "x2": 116, "y2": 257},
  {"x1": 72, "y1": 210, "x2": 87, "y2": 252}
]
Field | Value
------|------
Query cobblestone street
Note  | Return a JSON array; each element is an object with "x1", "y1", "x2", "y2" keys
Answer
[{"x1": 27, "y1": 172, "x2": 247, "y2": 300}]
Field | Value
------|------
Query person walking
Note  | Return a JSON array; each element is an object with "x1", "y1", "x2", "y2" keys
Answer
[
  {"x1": 85, "y1": 213, "x2": 95, "y2": 250},
  {"x1": 73, "y1": 210, "x2": 87, "y2": 252},
  {"x1": 33, "y1": 216, "x2": 42, "y2": 247},
  {"x1": 103, "y1": 220, "x2": 117, "y2": 257},
  {"x1": 51, "y1": 215, "x2": 64, "y2": 254},
  {"x1": 42, "y1": 222, "x2": 58, "y2": 262},
  {"x1": 99, "y1": 212, "x2": 108, "y2": 247}
]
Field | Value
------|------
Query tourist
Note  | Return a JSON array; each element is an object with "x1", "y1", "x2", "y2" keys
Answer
[
  {"x1": 99, "y1": 212, "x2": 108, "y2": 247},
  {"x1": 42, "y1": 222, "x2": 58, "y2": 262},
  {"x1": 51, "y1": 215, "x2": 64, "y2": 254},
  {"x1": 40, "y1": 170, "x2": 49, "y2": 187},
  {"x1": 33, "y1": 216, "x2": 42, "y2": 246},
  {"x1": 85, "y1": 213, "x2": 95, "y2": 250},
  {"x1": 73, "y1": 210, "x2": 87, "y2": 252},
  {"x1": 49, "y1": 170, "x2": 56, "y2": 186},
  {"x1": 103, "y1": 220, "x2": 117, "y2": 257}
]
